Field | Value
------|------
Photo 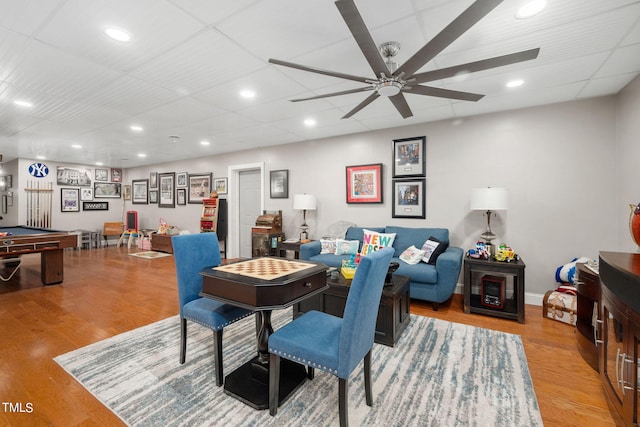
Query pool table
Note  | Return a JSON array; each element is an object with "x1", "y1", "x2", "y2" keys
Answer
[{"x1": 0, "y1": 226, "x2": 77, "y2": 285}]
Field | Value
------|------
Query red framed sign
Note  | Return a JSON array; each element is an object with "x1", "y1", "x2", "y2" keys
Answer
[{"x1": 346, "y1": 163, "x2": 383, "y2": 204}]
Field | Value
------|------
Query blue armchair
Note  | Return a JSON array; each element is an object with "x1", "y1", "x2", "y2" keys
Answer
[
  {"x1": 267, "y1": 247, "x2": 394, "y2": 426},
  {"x1": 172, "y1": 233, "x2": 253, "y2": 386}
]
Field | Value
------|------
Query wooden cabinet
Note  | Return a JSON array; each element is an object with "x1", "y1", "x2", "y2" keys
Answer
[
  {"x1": 575, "y1": 262, "x2": 601, "y2": 372},
  {"x1": 151, "y1": 234, "x2": 173, "y2": 253},
  {"x1": 599, "y1": 251, "x2": 640, "y2": 426}
]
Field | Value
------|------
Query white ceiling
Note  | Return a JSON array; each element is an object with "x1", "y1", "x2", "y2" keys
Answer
[{"x1": 1, "y1": 0, "x2": 639, "y2": 168}]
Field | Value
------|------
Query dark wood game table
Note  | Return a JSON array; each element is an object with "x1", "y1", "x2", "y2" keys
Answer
[
  {"x1": 199, "y1": 257, "x2": 328, "y2": 410},
  {"x1": 0, "y1": 226, "x2": 77, "y2": 285}
]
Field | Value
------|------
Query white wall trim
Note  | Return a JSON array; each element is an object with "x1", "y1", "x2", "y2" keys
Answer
[{"x1": 227, "y1": 162, "x2": 264, "y2": 258}]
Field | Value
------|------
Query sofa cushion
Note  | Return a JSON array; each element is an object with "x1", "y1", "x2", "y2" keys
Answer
[
  {"x1": 320, "y1": 239, "x2": 337, "y2": 254},
  {"x1": 420, "y1": 236, "x2": 448, "y2": 264},
  {"x1": 394, "y1": 259, "x2": 438, "y2": 284},
  {"x1": 360, "y1": 229, "x2": 396, "y2": 255},
  {"x1": 399, "y1": 245, "x2": 425, "y2": 265},
  {"x1": 385, "y1": 226, "x2": 449, "y2": 257},
  {"x1": 345, "y1": 226, "x2": 384, "y2": 242},
  {"x1": 335, "y1": 239, "x2": 359, "y2": 255}
]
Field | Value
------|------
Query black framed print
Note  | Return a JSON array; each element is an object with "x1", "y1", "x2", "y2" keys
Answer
[
  {"x1": 150, "y1": 172, "x2": 158, "y2": 189},
  {"x1": 177, "y1": 188, "x2": 187, "y2": 205},
  {"x1": 158, "y1": 172, "x2": 175, "y2": 208},
  {"x1": 132, "y1": 179, "x2": 149, "y2": 204},
  {"x1": 270, "y1": 170, "x2": 288, "y2": 199},
  {"x1": 176, "y1": 172, "x2": 187, "y2": 188},
  {"x1": 188, "y1": 173, "x2": 212, "y2": 204},
  {"x1": 83, "y1": 201, "x2": 109, "y2": 211},
  {"x1": 80, "y1": 187, "x2": 93, "y2": 201},
  {"x1": 94, "y1": 182, "x2": 121, "y2": 198},
  {"x1": 392, "y1": 136, "x2": 426, "y2": 177},
  {"x1": 149, "y1": 190, "x2": 158, "y2": 204},
  {"x1": 61, "y1": 188, "x2": 80, "y2": 212},
  {"x1": 95, "y1": 168, "x2": 109, "y2": 181},
  {"x1": 392, "y1": 178, "x2": 426, "y2": 219}
]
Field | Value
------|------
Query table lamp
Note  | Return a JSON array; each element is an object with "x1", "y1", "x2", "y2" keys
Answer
[
  {"x1": 470, "y1": 187, "x2": 508, "y2": 257},
  {"x1": 293, "y1": 194, "x2": 316, "y2": 241}
]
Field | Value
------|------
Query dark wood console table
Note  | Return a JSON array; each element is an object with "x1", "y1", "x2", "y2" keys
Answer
[
  {"x1": 598, "y1": 251, "x2": 640, "y2": 426},
  {"x1": 575, "y1": 262, "x2": 601, "y2": 372}
]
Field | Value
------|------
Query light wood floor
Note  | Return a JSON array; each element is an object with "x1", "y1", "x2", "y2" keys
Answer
[{"x1": 0, "y1": 247, "x2": 615, "y2": 426}]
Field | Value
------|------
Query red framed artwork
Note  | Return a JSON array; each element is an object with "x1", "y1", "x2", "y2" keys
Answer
[{"x1": 346, "y1": 163, "x2": 383, "y2": 204}]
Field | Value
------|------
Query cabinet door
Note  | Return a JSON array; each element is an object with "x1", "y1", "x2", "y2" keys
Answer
[{"x1": 602, "y1": 301, "x2": 628, "y2": 415}]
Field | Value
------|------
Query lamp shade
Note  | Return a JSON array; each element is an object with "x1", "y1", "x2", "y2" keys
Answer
[
  {"x1": 470, "y1": 187, "x2": 508, "y2": 211},
  {"x1": 293, "y1": 194, "x2": 316, "y2": 211}
]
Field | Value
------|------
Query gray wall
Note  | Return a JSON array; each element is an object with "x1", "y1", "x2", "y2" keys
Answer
[{"x1": 7, "y1": 75, "x2": 640, "y2": 303}]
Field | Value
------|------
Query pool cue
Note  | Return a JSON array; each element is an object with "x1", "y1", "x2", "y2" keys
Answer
[{"x1": 27, "y1": 181, "x2": 32, "y2": 226}]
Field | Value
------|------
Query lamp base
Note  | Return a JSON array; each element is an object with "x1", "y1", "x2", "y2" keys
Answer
[{"x1": 483, "y1": 242, "x2": 495, "y2": 259}]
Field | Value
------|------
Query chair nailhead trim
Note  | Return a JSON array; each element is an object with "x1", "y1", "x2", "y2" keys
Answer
[
  {"x1": 184, "y1": 311, "x2": 253, "y2": 331},
  {"x1": 269, "y1": 348, "x2": 337, "y2": 375}
]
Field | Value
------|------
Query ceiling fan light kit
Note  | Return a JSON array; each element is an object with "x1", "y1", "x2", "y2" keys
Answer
[{"x1": 269, "y1": 0, "x2": 540, "y2": 119}]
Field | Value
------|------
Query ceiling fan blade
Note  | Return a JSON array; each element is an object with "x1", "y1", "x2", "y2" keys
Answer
[
  {"x1": 269, "y1": 58, "x2": 371, "y2": 84},
  {"x1": 412, "y1": 48, "x2": 540, "y2": 83},
  {"x1": 335, "y1": 0, "x2": 389, "y2": 78},
  {"x1": 291, "y1": 86, "x2": 374, "y2": 102},
  {"x1": 395, "y1": 0, "x2": 503, "y2": 77},
  {"x1": 406, "y1": 85, "x2": 484, "y2": 102},
  {"x1": 389, "y1": 93, "x2": 413, "y2": 118},
  {"x1": 342, "y1": 92, "x2": 380, "y2": 119}
]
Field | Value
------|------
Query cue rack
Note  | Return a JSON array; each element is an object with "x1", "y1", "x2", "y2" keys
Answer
[{"x1": 25, "y1": 180, "x2": 53, "y2": 228}]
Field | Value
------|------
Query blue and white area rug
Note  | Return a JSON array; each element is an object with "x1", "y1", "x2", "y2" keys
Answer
[{"x1": 54, "y1": 311, "x2": 542, "y2": 426}]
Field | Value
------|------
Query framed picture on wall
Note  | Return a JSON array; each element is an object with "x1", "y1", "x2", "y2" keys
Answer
[
  {"x1": 150, "y1": 172, "x2": 158, "y2": 189},
  {"x1": 158, "y1": 172, "x2": 175, "y2": 208},
  {"x1": 94, "y1": 182, "x2": 121, "y2": 198},
  {"x1": 392, "y1": 178, "x2": 426, "y2": 219},
  {"x1": 149, "y1": 190, "x2": 158, "y2": 204},
  {"x1": 80, "y1": 187, "x2": 93, "y2": 201},
  {"x1": 61, "y1": 188, "x2": 80, "y2": 212},
  {"x1": 132, "y1": 179, "x2": 149, "y2": 204},
  {"x1": 346, "y1": 163, "x2": 383, "y2": 204},
  {"x1": 270, "y1": 170, "x2": 288, "y2": 198},
  {"x1": 123, "y1": 184, "x2": 132, "y2": 201},
  {"x1": 95, "y1": 168, "x2": 109, "y2": 182},
  {"x1": 176, "y1": 172, "x2": 187, "y2": 188},
  {"x1": 111, "y1": 168, "x2": 122, "y2": 182},
  {"x1": 177, "y1": 188, "x2": 186, "y2": 205},
  {"x1": 214, "y1": 177, "x2": 228, "y2": 195},
  {"x1": 188, "y1": 173, "x2": 212, "y2": 204},
  {"x1": 392, "y1": 136, "x2": 426, "y2": 177}
]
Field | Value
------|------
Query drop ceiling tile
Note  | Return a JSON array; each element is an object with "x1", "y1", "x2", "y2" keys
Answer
[
  {"x1": 0, "y1": 28, "x2": 34, "y2": 82},
  {"x1": 579, "y1": 73, "x2": 640, "y2": 98},
  {"x1": 35, "y1": 0, "x2": 205, "y2": 72},
  {"x1": 131, "y1": 97, "x2": 226, "y2": 131},
  {"x1": 0, "y1": 0, "x2": 66, "y2": 35},
  {"x1": 193, "y1": 67, "x2": 309, "y2": 111},
  {"x1": 594, "y1": 43, "x2": 640, "y2": 78},
  {"x1": 169, "y1": 0, "x2": 261, "y2": 25},
  {"x1": 131, "y1": 29, "x2": 265, "y2": 96},
  {"x1": 5, "y1": 39, "x2": 122, "y2": 101},
  {"x1": 84, "y1": 75, "x2": 181, "y2": 117}
]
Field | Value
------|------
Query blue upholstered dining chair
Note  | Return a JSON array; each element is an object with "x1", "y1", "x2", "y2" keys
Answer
[
  {"x1": 172, "y1": 232, "x2": 253, "y2": 387},
  {"x1": 268, "y1": 246, "x2": 394, "y2": 427}
]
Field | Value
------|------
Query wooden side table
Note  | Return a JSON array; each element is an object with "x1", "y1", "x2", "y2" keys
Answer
[
  {"x1": 151, "y1": 234, "x2": 173, "y2": 253},
  {"x1": 277, "y1": 240, "x2": 311, "y2": 259},
  {"x1": 463, "y1": 256, "x2": 526, "y2": 323}
]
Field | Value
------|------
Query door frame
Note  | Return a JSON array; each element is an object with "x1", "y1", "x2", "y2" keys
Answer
[{"x1": 227, "y1": 162, "x2": 264, "y2": 258}]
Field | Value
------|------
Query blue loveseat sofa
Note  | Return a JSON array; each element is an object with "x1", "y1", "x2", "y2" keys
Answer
[{"x1": 299, "y1": 226, "x2": 464, "y2": 310}]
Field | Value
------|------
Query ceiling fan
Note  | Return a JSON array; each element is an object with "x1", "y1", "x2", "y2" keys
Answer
[{"x1": 269, "y1": 0, "x2": 540, "y2": 119}]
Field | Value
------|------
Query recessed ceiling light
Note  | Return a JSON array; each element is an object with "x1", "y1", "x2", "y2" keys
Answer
[
  {"x1": 96, "y1": 162, "x2": 103, "y2": 166},
  {"x1": 240, "y1": 89, "x2": 256, "y2": 99},
  {"x1": 36, "y1": 155, "x2": 46, "y2": 160},
  {"x1": 72, "y1": 144, "x2": 82, "y2": 149},
  {"x1": 14, "y1": 99, "x2": 33, "y2": 108},
  {"x1": 515, "y1": 0, "x2": 546, "y2": 19},
  {"x1": 104, "y1": 27, "x2": 131, "y2": 42},
  {"x1": 137, "y1": 153, "x2": 147, "y2": 158},
  {"x1": 130, "y1": 125, "x2": 143, "y2": 132},
  {"x1": 200, "y1": 140, "x2": 211, "y2": 146},
  {"x1": 506, "y1": 79, "x2": 524, "y2": 88},
  {"x1": 304, "y1": 118, "x2": 317, "y2": 127}
]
